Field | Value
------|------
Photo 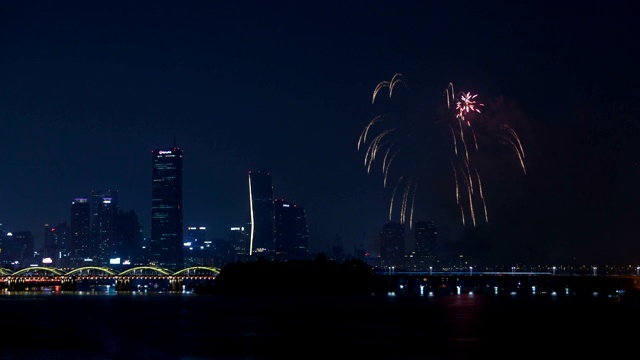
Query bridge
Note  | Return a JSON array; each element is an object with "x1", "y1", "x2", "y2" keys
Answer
[{"x1": 0, "y1": 265, "x2": 220, "y2": 292}]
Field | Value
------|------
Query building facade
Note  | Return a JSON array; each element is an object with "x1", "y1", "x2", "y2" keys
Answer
[
  {"x1": 70, "y1": 197, "x2": 91, "y2": 266},
  {"x1": 412, "y1": 220, "x2": 438, "y2": 271},
  {"x1": 379, "y1": 221, "x2": 405, "y2": 268},
  {"x1": 91, "y1": 189, "x2": 119, "y2": 265},
  {"x1": 150, "y1": 147, "x2": 184, "y2": 270},
  {"x1": 248, "y1": 169, "x2": 275, "y2": 257},
  {"x1": 116, "y1": 209, "x2": 143, "y2": 266},
  {"x1": 43, "y1": 222, "x2": 72, "y2": 267},
  {"x1": 414, "y1": 220, "x2": 437, "y2": 258},
  {"x1": 273, "y1": 199, "x2": 309, "y2": 260}
]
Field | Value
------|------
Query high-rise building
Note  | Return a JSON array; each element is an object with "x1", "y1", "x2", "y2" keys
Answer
[
  {"x1": 150, "y1": 147, "x2": 184, "y2": 270},
  {"x1": 229, "y1": 225, "x2": 249, "y2": 258},
  {"x1": 70, "y1": 198, "x2": 91, "y2": 265},
  {"x1": 11, "y1": 231, "x2": 35, "y2": 267},
  {"x1": 414, "y1": 220, "x2": 437, "y2": 258},
  {"x1": 379, "y1": 221, "x2": 405, "y2": 268},
  {"x1": 43, "y1": 222, "x2": 72, "y2": 267},
  {"x1": 273, "y1": 199, "x2": 309, "y2": 260},
  {"x1": 116, "y1": 209, "x2": 143, "y2": 265},
  {"x1": 248, "y1": 170, "x2": 274, "y2": 256},
  {"x1": 91, "y1": 189, "x2": 119, "y2": 265},
  {"x1": 184, "y1": 226, "x2": 207, "y2": 267},
  {"x1": 187, "y1": 226, "x2": 207, "y2": 246}
]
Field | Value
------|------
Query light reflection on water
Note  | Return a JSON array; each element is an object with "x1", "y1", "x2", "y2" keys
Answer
[{"x1": 0, "y1": 290, "x2": 638, "y2": 359}]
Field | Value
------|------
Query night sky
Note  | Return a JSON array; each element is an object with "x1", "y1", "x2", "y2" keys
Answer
[{"x1": 1, "y1": 1, "x2": 638, "y2": 265}]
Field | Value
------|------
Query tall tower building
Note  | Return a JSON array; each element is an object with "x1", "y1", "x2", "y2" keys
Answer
[
  {"x1": 380, "y1": 221, "x2": 405, "y2": 268},
  {"x1": 12, "y1": 231, "x2": 35, "y2": 267},
  {"x1": 150, "y1": 147, "x2": 184, "y2": 270},
  {"x1": 184, "y1": 226, "x2": 207, "y2": 267},
  {"x1": 70, "y1": 198, "x2": 91, "y2": 265},
  {"x1": 248, "y1": 170, "x2": 274, "y2": 256},
  {"x1": 116, "y1": 209, "x2": 143, "y2": 265},
  {"x1": 414, "y1": 220, "x2": 437, "y2": 258},
  {"x1": 229, "y1": 225, "x2": 249, "y2": 258},
  {"x1": 274, "y1": 199, "x2": 309, "y2": 260},
  {"x1": 44, "y1": 222, "x2": 72, "y2": 267},
  {"x1": 91, "y1": 189, "x2": 119, "y2": 265}
]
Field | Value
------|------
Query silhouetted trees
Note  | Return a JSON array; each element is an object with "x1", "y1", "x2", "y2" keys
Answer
[{"x1": 200, "y1": 253, "x2": 382, "y2": 295}]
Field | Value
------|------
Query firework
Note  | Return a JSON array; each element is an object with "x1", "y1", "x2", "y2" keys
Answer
[
  {"x1": 372, "y1": 73, "x2": 406, "y2": 104},
  {"x1": 456, "y1": 92, "x2": 484, "y2": 123},
  {"x1": 359, "y1": 74, "x2": 526, "y2": 228}
]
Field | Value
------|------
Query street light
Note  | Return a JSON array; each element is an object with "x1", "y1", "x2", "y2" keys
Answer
[
  {"x1": 552, "y1": 266, "x2": 556, "y2": 276},
  {"x1": 593, "y1": 266, "x2": 597, "y2": 276},
  {"x1": 637, "y1": 266, "x2": 639, "y2": 276},
  {"x1": 429, "y1": 266, "x2": 433, "y2": 276},
  {"x1": 470, "y1": 266, "x2": 473, "y2": 275}
]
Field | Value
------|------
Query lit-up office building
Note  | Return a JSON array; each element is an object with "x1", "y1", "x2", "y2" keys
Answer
[
  {"x1": 150, "y1": 147, "x2": 184, "y2": 270},
  {"x1": 248, "y1": 169, "x2": 274, "y2": 256}
]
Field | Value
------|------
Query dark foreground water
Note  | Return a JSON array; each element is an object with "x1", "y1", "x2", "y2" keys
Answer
[{"x1": 1, "y1": 289, "x2": 639, "y2": 360}]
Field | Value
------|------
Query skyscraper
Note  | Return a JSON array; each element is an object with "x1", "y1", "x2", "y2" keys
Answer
[
  {"x1": 91, "y1": 189, "x2": 119, "y2": 265},
  {"x1": 150, "y1": 147, "x2": 184, "y2": 270},
  {"x1": 43, "y1": 222, "x2": 72, "y2": 267},
  {"x1": 414, "y1": 220, "x2": 437, "y2": 258},
  {"x1": 116, "y1": 209, "x2": 143, "y2": 265},
  {"x1": 70, "y1": 198, "x2": 91, "y2": 265},
  {"x1": 229, "y1": 225, "x2": 249, "y2": 258},
  {"x1": 248, "y1": 170, "x2": 274, "y2": 256},
  {"x1": 413, "y1": 220, "x2": 438, "y2": 271},
  {"x1": 273, "y1": 199, "x2": 309, "y2": 260},
  {"x1": 380, "y1": 221, "x2": 405, "y2": 268}
]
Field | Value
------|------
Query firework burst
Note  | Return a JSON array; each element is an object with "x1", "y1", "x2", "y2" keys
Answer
[{"x1": 359, "y1": 74, "x2": 527, "y2": 228}]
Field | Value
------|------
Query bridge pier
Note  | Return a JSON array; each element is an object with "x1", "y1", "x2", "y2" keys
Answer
[
  {"x1": 115, "y1": 278, "x2": 130, "y2": 291},
  {"x1": 61, "y1": 277, "x2": 77, "y2": 291},
  {"x1": 170, "y1": 278, "x2": 183, "y2": 291}
]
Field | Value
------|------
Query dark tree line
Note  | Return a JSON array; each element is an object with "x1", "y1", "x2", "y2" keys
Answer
[{"x1": 196, "y1": 253, "x2": 385, "y2": 295}]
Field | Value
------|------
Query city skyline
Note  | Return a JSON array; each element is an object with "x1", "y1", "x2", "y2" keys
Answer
[{"x1": 1, "y1": 1, "x2": 638, "y2": 265}]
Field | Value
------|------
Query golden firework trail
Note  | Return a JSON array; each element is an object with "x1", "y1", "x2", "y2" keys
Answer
[
  {"x1": 372, "y1": 73, "x2": 405, "y2": 104},
  {"x1": 388, "y1": 177, "x2": 403, "y2": 221},
  {"x1": 398, "y1": 179, "x2": 418, "y2": 227},
  {"x1": 459, "y1": 122, "x2": 470, "y2": 163},
  {"x1": 401, "y1": 183, "x2": 409, "y2": 224},
  {"x1": 361, "y1": 76, "x2": 528, "y2": 229},
  {"x1": 389, "y1": 73, "x2": 405, "y2": 97},
  {"x1": 445, "y1": 82, "x2": 455, "y2": 109},
  {"x1": 505, "y1": 138, "x2": 527, "y2": 174},
  {"x1": 474, "y1": 167, "x2": 488, "y2": 222},
  {"x1": 358, "y1": 115, "x2": 386, "y2": 150},
  {"x1": 463, "y1": 158, "x2": 474, "y2": 195},
  {"x1": 372, "y1": 81, "x2": 390, "y2": 104},
  {"x1": 498, "y1": 124, "x2": 526, "y2": 174},
  {"x1": 364, "y1": 128, "x2": 395, "y2": 172},
  {"x1": 408, "y1": 184, "x2": 417, "y2": 229},
  {"x1": 448, "y1": 124, "x2": 458, "y2": 155},
  {"x1": 383, "y1": 150, "x2": 399, "y2": 188},
  {"x1": 461, "y1": 166, "x2": 476, "y2": 227},
  {"x1": 451, "y1": 159, "x2": 460, "y2": 204},
  {"x1": 469, "y1": 123, "x2": 479, "y2": 150}
]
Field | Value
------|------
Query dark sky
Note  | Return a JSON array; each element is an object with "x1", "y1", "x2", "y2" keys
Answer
[{"x1": 1, "y1": 1, "x2": 638, "y2": 265}]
